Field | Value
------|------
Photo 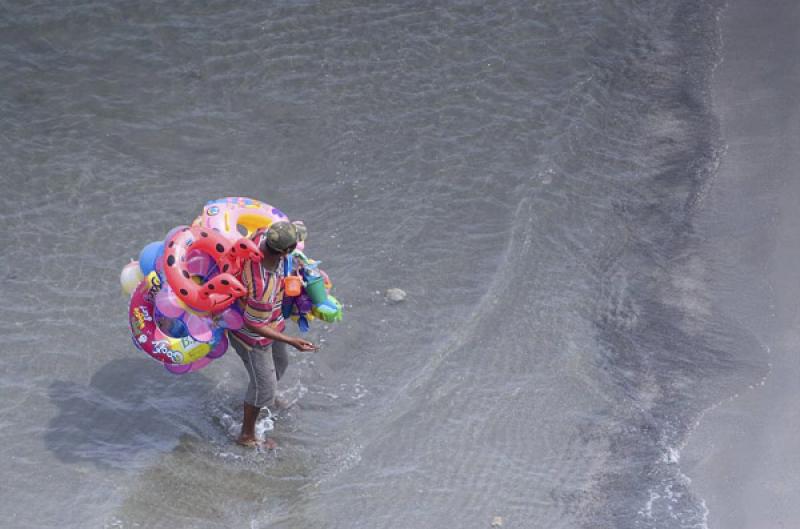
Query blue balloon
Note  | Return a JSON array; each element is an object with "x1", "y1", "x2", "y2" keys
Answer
[{"x1": 138, "y1": 241, "x2": 164, "y2": 277}]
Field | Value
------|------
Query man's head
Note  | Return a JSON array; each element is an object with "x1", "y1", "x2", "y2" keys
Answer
[{"x1": 262, "y1": 221, "x2": 298, "y2": 255}]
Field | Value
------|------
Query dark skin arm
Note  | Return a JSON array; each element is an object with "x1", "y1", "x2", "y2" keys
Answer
[{"x1": 245, "y1": 320, "x2": 317, "y2": 351}]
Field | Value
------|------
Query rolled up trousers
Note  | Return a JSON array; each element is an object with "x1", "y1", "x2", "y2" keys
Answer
[{"x1": 231, "y1": 339, "x2": 289, "y2": 408}]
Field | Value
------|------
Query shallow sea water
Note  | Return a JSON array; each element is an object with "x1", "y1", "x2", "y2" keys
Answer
[{"x1": 0, "y1": 1, "x2": 767, "y2": 528}]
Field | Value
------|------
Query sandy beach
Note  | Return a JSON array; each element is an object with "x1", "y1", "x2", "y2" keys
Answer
[{"x1": 683, "y1": 1, "x2": 800, "y2": 527}]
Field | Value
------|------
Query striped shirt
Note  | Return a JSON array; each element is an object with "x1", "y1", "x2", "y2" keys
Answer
[{"x1": 229, "y1": 229, "x2": 286, "y2": 349}]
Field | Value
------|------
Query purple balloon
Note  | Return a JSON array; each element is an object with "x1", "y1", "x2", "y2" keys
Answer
[
  {"x1": 220, "y1": 307, "x2": 244, "y2": 330},
  {"x1": 207, "y1": 333, "x2": 229, "y2": 359}
]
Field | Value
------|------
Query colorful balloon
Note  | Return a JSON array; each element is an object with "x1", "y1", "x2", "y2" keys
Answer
[
  {"x1": 120, "y1": 261, "x2": 144, "y2": 296},
  {"x1": 138, "y1": 241, "x2": 165, "y2": 277},
  {"x1": 207, "y1": 333, "x2": 229, "y2": 359},
  {"x1": 186, "y1": 312, "x2": 213, "y2": 342},
  {"x1": 219, "y1": 306, "x2": 244, "y2": 330}
]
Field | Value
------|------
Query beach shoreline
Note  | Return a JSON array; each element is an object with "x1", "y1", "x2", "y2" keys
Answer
[{"x1": 683, "y1": 0, "x2": 800, "y2": 527}]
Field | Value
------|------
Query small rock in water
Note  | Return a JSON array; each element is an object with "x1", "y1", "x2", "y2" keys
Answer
[
  {"x1": 491, "y1": 516, "x2": 503, "y2": 527},
  {"x1": 385, "y1": 288, "x2": 407, "y2": 303}
]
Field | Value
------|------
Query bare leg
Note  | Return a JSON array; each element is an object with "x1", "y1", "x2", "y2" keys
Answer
[{"x1": 237, "y1": 402, "x2": 277, "y2": 449}]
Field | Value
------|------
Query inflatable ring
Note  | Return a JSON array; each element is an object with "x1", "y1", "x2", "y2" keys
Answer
[
  {"x1": 129, "y1": 280, "x2": 221, "y2": 365},
  {"x1": 162, "y1": 225, "x2": 262, "y2": 313},
  {"x1": 194, "y1": 197, "x2": 304, "y2": 249}
]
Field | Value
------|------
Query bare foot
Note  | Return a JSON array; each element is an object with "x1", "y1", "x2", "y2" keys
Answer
[
  {"x1": 237, "y1": 435, "x2": 278, "y2": 450},
  {"x1": 236, "y1": 434, "x2": 258, "y2": 447}
]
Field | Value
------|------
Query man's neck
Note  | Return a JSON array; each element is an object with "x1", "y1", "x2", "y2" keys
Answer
[{"x1": 261, "y1": 254, "x2": 281, "y2": 271}]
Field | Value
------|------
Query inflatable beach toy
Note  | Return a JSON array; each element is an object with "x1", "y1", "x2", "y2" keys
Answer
[
  {"x1": 193, "y1": 197, "x2": 306, "y2": 251},
  {"x1": 129, "y1": 277, "x2": 224, "y2": 365},
  {"x1": 122, "y1": 197, "x2": 340, "y2": 374},
  {"x1": 161, "y1": 225, "x2": 260, "y2": 313},
  {"x1": 124, "y1": 229, "x2": 248, "y2": 373}
]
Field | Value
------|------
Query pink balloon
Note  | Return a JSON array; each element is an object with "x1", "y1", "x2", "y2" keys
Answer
[
  {"x1": 220, "y1": 307, "x2": 244, "y2": 330},
  {"x1": 155, "y1": 287, "x2": 184, "y2": 318},
  {"x1": 189, "y1": 356, "x2": 212, "y2": 372},
  {"x1": 164, "y1": 362, "x2": 192, "y2": 375},
  {"x1": 186, "y1": 313, "x2": 213, "y2": 342}
]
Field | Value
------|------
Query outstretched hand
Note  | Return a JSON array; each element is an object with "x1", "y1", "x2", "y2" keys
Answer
[{"x1": 289, "y1": 337, "x2": 318, "y2": 352}]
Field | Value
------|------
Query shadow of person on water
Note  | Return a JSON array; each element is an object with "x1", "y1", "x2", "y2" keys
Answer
[{"x1": 45, "y1": 357, "x2": 218, "y2": 469}]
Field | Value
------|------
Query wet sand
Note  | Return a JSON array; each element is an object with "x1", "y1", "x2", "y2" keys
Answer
[{"x1": 683, "y1": 0, "x2": 800, "y2": 527}]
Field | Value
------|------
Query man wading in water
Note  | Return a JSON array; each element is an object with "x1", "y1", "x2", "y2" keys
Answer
[{"x1": 229, "y1": 221, "x2": 317, "y2": 449}]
